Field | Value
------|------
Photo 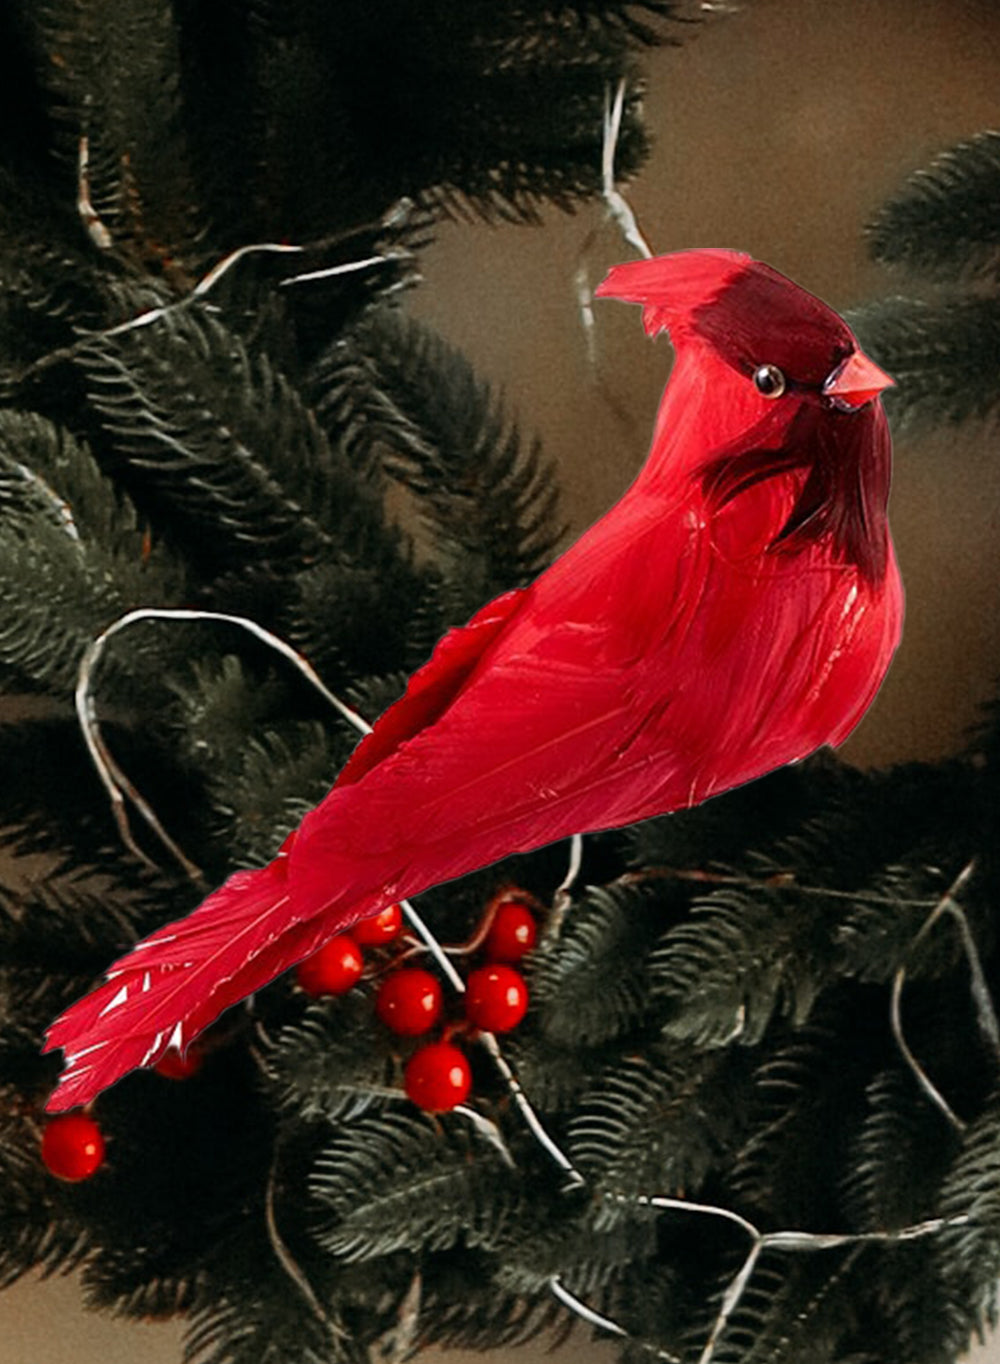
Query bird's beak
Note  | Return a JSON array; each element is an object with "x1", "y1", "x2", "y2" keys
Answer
[{"x1": 823, "y1": 350, "x2": 894, "y2": 409}]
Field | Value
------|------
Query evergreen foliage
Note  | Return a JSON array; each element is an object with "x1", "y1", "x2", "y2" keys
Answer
[
  {"x1": 854, "y1": 126, "x2": 1000, "y2": 430},
  {"x1": 0, "y1": 6, "x2": 998, "y2": 1364}
]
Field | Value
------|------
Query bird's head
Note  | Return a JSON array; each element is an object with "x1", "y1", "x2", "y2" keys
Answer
[
  {"x1": 594, "y1": 248, "x2": 892, "y2": 414},
  {"x1": 595, "y1": 250, "x2": 895, "y2": 584}
]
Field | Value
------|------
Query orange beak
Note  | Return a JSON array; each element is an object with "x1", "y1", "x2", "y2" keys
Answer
[{"x1": 823, "y1": 350, "x2": 894, "y2": 409}]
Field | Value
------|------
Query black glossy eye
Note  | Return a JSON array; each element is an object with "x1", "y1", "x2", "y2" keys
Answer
[{"x1": 752, "y1": 363, "x2": 786, "y2": 399}]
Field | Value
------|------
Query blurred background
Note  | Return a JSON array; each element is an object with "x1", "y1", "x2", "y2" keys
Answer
[{"x1": 5, "y1": 0, "x2": 1000, "y2": 1359}]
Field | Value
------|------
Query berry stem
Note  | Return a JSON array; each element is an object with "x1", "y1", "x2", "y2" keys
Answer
[{"x1": 400, "y1": 898, "x2": 582, "y2": 1185}]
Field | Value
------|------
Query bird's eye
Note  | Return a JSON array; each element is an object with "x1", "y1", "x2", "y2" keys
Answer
[{"x1": 752, "y1": 363, "x2": 786, "y2": 399}]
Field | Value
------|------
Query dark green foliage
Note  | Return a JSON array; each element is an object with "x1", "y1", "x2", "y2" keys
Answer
[
  {"x1": 868, "y1": 132, "x2": 1000, "y2": 281},
  {"x1": 1, "y1": 6, "x2": 998, "y2": 1364},
  {"x1": 531, "y1": 880, "x2": 672, "y2": 1045},
  {"x1": 310, "y1": 1110, "x2": 523, "y2": 1261},
  {"x1": 309, "y1": 309, "x2": 566, "y2": 618},
  {"x1": 78, "y1": 303, "x2": 346, "y2": 572},
  {"x1": 264, "y1": 994, "x2": 396, "y2": 1121},
  {"x1": 9, "y1": 0, "x2": 674, "y2": 258},
  {"x1": 938, "y1": 1094, "x2": 1000, "y2": 1284},
  {"x1": 852, "y1": 294, "x2": 1000, "y2": 429},
  {"x1": 413, "y1": 1267, "x2": 563, "y2": 1354},
  {"x1": 853, "y1": 124, "x2": 1000, "y2": 431},
  {"x1": 181, "y1": 1229, "x2": 363, "y2": 1364},
  {"x1": 0, "y1": 408, "x2": 184, "y2": 694},
  {"x1": 708, "y1": 1251, "x2": 864, "y2": 1364},
  {"x1": 568, "y1": 1046, "x2": 752, "y2": 1199},
  {"x1": 843, "y1": 1066, "x2": 959, "y2": 1236},
  {"x1": 650, "y1": 882, "x2": 833, "y2": 1048}
]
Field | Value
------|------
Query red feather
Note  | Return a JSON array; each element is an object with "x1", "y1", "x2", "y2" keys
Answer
[{"x1": 44, "y1": 250, "x2": 903, "y2": 1111}]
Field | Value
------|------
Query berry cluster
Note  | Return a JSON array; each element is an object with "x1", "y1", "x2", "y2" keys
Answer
[
  {"x1": 39, "y1": 892, "x2": 539, "y2": 1180},
  {"x1": 293, "y1": 892, "x2": 538, "y2": 1113}
]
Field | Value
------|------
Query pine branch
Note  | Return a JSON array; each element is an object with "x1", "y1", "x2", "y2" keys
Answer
[
  {"x1": 69, "y1": 292, "x2": 436, "y2": 683},
  {"x1": 205, "y1": 723, "x2": 344, "y2": 869},
  {"x1": 860, "y1": 1240, "x2": 981, "y2": 1364},
  {"x1": 0, "y1": 829, "x2": 174, "y2": 963},
  {"x1": 310, "y1": 309, "x2": 565, "y2": 612},
  {"x1": 729, "y1": 1015, "x2": 870, "y2": 1226},
  {"x1": 168, "y1": 655, "x2": 298, "y2": 778},
  {"x1": 850, "y1": 293, "x2": 1000, "y2": 430},
  {"x1": 0, "y1": 409, "x2": 185, "y2": 696},
  {"x1": 0, "y1": 408, "x2": 162, "y2": 560},
  {"x1": 569, "y1": 1047, "x2": 752, "y2": 1201},
  {"x1": 414, "y1": 64, "x2": 650, "y2": 225},
  {"x1": 0, "y1": 1095, "x2": 93, "y2": 1288},
  {"x1": 181, "y1": 1208, "x2": 366, "y2": 1364},
  {"x1": 0, "y1": 182, "x2": 112, "y2": 396},
  {"x1": 184, "y1": 1289, "x2": 355, "y2": 1364},
  {"x1": 262, "y1": 995, "x2": 396, "y2": 1123},
  {"x1": 79, "y1": 1245, "x2": 202, "y2": 1321},
  {"x1": 124, "y1": 0, "x2": 678, "y2": 243},
  {"x1": 32, "y1": 0, "x2": 202, "y2": 268},
  {"x1": 836, "y1": 861, "x2": 979, "y2": 986},
  {"x1": 167, "y1": 653, "x2": 360, "y2": 870},
  {"x1": 310, "y1": 1110, "x2": 521, "y2": 1262},
  {"x1": 290, "y1": 547, "x2": 436, "y2": 688},
  {"x1": 648, "y1": 883, "x2": 835, "y2": 1049},
  {"x1": 0, "y1": 714, "x2": 126, "y2": 853},
  {"x1": 530, "y1": 880, "x2": 669, "y2": 1046},
  {"x1": 708, "y1": 1250, "x2": 859, "y2": 1364},
  {"x1": 77, "y1": 301, "x2": 342, "y2": 573},
  {"x1": 937, "y1": 1091, "x2": 1000, "y2": 1283},
  {"x1": 415, "y1": 1266, "x2": 562, "y2": 1354},
  {"x1": 503, "y1": 1032, "x2": 626, "y2": 1114},
  {"x1": 868, "y1": 131, "x2": 1000, "y2": 282},
  {"x1": 0, "y1": 813, "x2": 197, "y2": 1060},
  {"x1": 496, "y1": 1200, "x2": 657, "y2": 1299},
  {"x1": 843, "y1": 1068, "x2": 961, "y2": 1236}
]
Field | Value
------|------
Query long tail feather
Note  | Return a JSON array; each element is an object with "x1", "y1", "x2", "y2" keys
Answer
[{"x1": 43, "y1": 859, "x2": 352, "y2": 1111}]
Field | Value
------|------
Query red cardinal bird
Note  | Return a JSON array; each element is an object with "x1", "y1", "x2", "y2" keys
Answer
[{"x1": 45, "y1": 249, "x2": 902, "y2": 1111}]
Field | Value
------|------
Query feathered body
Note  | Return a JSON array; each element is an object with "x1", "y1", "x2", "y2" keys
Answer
[{"x1": 45, "y1": 249, "x2": 903, "y2": 1111}]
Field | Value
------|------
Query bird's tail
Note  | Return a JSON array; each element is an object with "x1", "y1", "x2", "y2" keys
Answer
[{"x1": 43, "y1": 856, "x2": 346, "y2": 1112}]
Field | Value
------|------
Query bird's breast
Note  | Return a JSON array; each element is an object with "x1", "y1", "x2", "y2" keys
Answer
[{"x1": 702, "y1": 464, "x2": 815, "y2": 574}]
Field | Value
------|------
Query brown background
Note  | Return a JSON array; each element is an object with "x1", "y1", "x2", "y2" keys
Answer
[{"x1": 5, "y1": 1, "x2": 1000, "y2": 1359}]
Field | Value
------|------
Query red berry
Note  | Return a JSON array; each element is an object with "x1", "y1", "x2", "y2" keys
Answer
[
  {"x1": 485, "y1": 900, "x2": 538, "y2": 961},
  {"x1": 154, "y1": 1044, "x2": 203, "y2": 1080},
  {"x1": 404, "y1": 1041, "x2": 471, "y2": 1112},
  {"x1": 375, "y1": 968, "x2": 443, "y2": 1036},
  {"x1": 465, "y1": 964, "x2": 529, "y2": 1033},
  {"x1": 295, "y1": 934, "x2": 364, "y2": 996},
  {"x1": 41, "y1": 1113, "x2": 106, "y2": 1182},
  {"x1": 353, "y1": 903, "x2": 404, "y2": 945}
]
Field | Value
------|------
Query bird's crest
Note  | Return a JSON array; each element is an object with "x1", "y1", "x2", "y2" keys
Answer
[{"x1": 595, "y1": 248, "x2": 750, "y2": 336}]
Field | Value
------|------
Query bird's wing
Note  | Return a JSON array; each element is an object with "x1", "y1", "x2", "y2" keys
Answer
[
  {"x1": 289, "y1": 492, "x2": 701, "y2": 892},
  {"x1": 335, "y1": 587, "x2": 526, "y2": 787}
]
